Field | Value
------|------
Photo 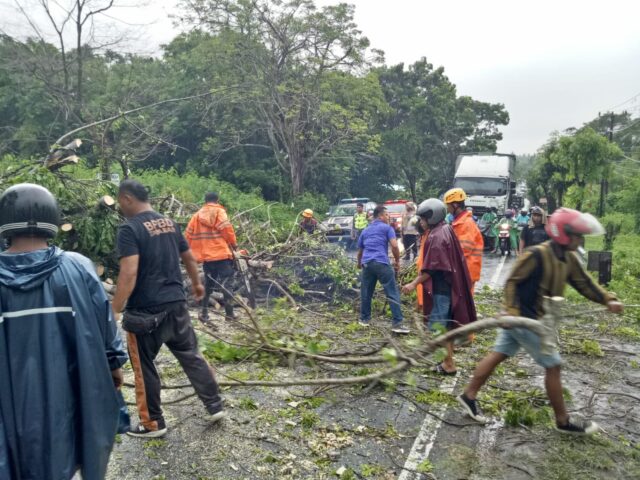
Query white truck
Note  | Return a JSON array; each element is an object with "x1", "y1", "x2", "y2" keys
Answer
[{"x1": 452, "y1": 153, "x2": 516, "y2": 216}]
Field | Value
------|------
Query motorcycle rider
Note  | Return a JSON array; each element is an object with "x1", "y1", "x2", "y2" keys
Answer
[
  {"x1": 516, "y1": 208, "x2": 530, "y2": 228},
  {"x1": 458, "y1": 208, "x2": 623, "y2": 434},
  {"x1": 480, "y1": 207, "x2": 498, "y2": 252},
  {"x1": 520, "y1": 206, "x2": 549, "y2": 251},
  {"x1": 499, "y1": 209, "x2": 519, "y2": 255}
]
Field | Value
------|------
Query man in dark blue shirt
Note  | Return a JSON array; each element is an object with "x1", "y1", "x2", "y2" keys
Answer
[{"x1": 357, "y1": 205, "x2": 408, "y2": 333}]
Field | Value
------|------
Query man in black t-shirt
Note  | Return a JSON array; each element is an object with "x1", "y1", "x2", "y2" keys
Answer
[
  {"x1": 519, "y1": 206, "x2": 549, "y2": 251},
  {"x1": 112, "y1": 180, "x2": 225, "y2": 438}
]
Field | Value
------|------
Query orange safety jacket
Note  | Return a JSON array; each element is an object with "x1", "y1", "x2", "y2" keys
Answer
[
  {"x1": 451, "y1": 210, "x2": 483, "y2": 284},
  {"x1": 416, "y1": 231, "x2": 428, "y2": 309},
  {"x1": 185, "y1": 203, "x2": 237, "y2": 263}
]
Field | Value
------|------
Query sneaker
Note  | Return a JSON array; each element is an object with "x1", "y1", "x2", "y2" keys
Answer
[
  {"x1": 556, "y1": 417, "x2": 600, "y2": 435},
  {"x1": 358, "y1": 320, "x2": 370, "y2": 327},
  {"x1": 126, "y1": 424, "x2": 167, "y2": 438},
  {"x1": 206, "y1": 402, "x2": 226, "y2": 423},
  {"x1": 457, "y1": 393, "x2": 488, "y2": 424},
  {"x1": 391, "y1": 324, "x2": 410, "y2": 334}
]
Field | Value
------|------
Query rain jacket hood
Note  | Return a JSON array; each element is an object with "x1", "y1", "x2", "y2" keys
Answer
[
  {"x1": 0, "y1": 247, "x2": 61, "y2": 290},
  {"x1": 0, "y1": 246, "x2": 127, "y2": 480}
]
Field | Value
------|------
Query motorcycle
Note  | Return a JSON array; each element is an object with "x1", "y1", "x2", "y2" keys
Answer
[{"x1": 498, "y1": 223, "x2": 512, "y2": 256}]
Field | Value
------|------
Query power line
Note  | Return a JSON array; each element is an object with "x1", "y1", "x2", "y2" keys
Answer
[
  {"x1": 601, "y1": 92, "x2": 640, "y2": 113},
  {"x1": 613, "y1": 117, "x2": 640, "y2": 136}
]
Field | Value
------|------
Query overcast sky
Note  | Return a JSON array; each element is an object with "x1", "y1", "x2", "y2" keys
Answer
[{"x1": 3, "y1": 0, "x2": 639, "y2": 154}]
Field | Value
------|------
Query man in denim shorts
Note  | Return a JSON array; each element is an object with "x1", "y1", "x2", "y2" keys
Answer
[{"x1": 457, "y1": 208, "x2": 623, "y2": 435}]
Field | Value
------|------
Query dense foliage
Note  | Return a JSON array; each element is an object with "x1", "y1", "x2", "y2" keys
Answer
[{"x1": 0, "y1": 0, "x2": 509, "y2": 205}]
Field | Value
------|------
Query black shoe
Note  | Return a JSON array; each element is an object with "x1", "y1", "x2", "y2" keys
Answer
[
  {"x1": 556, "y1": 417, "x2": 599, "y2": 435},
  {"x1": 457, "y1": 393, "x2": 488, "y2": 423},
  {"x1": 126, "y1": 423, "x2": 167, "y2": 438}
]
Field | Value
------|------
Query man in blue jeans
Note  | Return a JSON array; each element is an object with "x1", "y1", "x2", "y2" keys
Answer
[{"x1": 357, "y1": 205, "x2": 409, "y2": 334}]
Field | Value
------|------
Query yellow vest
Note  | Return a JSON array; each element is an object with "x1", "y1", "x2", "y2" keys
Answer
[{"x1": 353, "y1": 212, "x2": 368, "y2": 230}]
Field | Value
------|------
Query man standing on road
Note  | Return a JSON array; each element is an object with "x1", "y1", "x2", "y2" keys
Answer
[
  {"x1": 357, "y1": 205, "x2": 409, "y2": 333},
  {"x1": 0, "y1": 183, "x2": 127, "y2": 480},
  {"x1": 186, "y1": 192, "x2": 238, "y2": 324},
  {"x1": 351, "y1": 202, "x2": 368, "y2": 249},
  {"x1": 457, "y1": 208, "x2": 623, "y2": 434},
  {"x1": 519, "y1": 206, "x2": 549, "y2": 251},
  {"x1": 402, "y1": 199, "x2": 477, "y2": 374},
  {"x1": 443, "y1": 188, "x2": 483, "y2": 293},
  {"x1": 401, "y1": 202, "x2": 419, "y2": 261},
  {"x1": 112, "y1": 180, "x2": 225, "y2": 438}
]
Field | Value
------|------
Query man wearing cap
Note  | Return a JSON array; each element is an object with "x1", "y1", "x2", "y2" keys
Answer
[
  {"x1": 0, "y1": 183, "x2": 127, "y2": 480},
  {"x1": 443, "y1": 188, "x2": 483, "y2": 293},
  {"x1": 299, "y1": 209, "x2": 318, "y2": 234}
]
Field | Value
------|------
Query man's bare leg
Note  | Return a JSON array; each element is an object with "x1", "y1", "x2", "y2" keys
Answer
[
  {"x1": 464, "y1": 351, "x2": 508, "y2": 399},
  {"x1": 442, "y1": 341, "x2": 456, "y2": 372},
  {"x1": 545, "y1": 366, "x2": 569, "y2": 425}
]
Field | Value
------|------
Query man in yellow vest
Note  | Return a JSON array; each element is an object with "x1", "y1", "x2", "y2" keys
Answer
[{"x1": 351, "y1": 202, "x2": 368, "y2": 249}]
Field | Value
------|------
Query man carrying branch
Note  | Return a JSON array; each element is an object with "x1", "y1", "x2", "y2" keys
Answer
[{"x1": 458, "y1": 208, "x2": 623, "y2": 434}]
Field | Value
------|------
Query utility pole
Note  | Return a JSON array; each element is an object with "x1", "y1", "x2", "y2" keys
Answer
[{"x1": 598, "y1": 112, "x2": 615, "y2": 217}]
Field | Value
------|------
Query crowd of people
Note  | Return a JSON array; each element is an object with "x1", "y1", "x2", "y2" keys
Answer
[{"x1": 0, "y1": 181, "x2": 625, "y2": 479}]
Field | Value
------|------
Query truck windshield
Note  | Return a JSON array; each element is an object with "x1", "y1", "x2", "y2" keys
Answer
[
  {"x1": 454, "y1": 178, "x2": 507, "y2": 196},
  {"x1": 332, "y1": 205, "x2": 356, "y2": 216}
]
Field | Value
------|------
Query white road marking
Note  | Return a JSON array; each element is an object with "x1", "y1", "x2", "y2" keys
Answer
[
  {"x1": 488, "y1": 255, "x2": 507, "y2": 289},
  {"x1": 398, "y1": 375, "x2": 459, "y2": 480}
]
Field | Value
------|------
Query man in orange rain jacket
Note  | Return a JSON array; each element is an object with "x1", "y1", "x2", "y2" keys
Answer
[
  {"x1": 443, "y1": 188, "x2": 483, "y2": 293},
  {"x1": 186, "y1": 192, "x2": 238, "y2": 324}
]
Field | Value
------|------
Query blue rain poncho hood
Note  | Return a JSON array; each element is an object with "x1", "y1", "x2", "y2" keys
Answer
[{"x1": 0, "y1": 247, "x2": 127, "y2": 480}]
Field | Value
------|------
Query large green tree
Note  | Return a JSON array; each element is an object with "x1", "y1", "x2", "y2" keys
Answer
[
  {"x1": 377, "y1": 59, "x2": 509, "y2": 201},
  {"x1": 178, "y1": 0, "x2": 382, "y2": 196}
]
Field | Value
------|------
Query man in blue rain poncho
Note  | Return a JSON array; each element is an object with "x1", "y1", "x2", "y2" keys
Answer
[{"x1": 0, "y1": 183, "x2": 128, "y2": 480}]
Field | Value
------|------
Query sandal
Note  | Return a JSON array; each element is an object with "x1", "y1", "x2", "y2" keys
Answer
[{"x1": 433, "y1": 363, "x2": 457, "y2": 376}]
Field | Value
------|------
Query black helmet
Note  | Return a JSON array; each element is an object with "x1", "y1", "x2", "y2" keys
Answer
[
  {"x1": 531, "y1": 206, "x2": 544, "y2": 215},
  {"x1": 0, "y1": 183, "x2": 60, "y2": 239},
  {"x1": 416, "y1": 198, "x2": 446, "y2": 226}
]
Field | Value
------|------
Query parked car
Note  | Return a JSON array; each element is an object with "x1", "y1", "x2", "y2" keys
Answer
[
  {"x1": 383, "y1": 199, "x2": 409, "y2": 235},
  {"x1": 322, "y1": 200, "x2": 377, "y2": 247}
]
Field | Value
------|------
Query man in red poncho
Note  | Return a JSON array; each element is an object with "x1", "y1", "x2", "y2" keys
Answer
[{"x1": 402, "y1": 198, "x2": 476, "y2": 374}]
